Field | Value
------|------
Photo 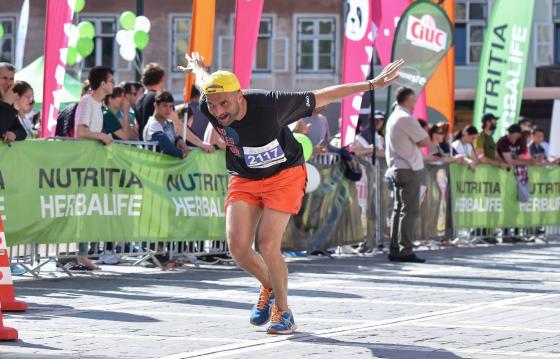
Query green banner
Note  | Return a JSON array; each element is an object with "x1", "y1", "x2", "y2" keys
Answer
[
  {"x1": 0, "y1": 141, "x2": 228, "y2": 245},
  {"x1": 388, "y1": 0, "x2": 453, "y2": 109},
  {"x1": 473, "y1": 0, "x2": 535, "y2": 136},
  {"x1": 450, "y1": 163, "x2": 560, "y2": 228}
]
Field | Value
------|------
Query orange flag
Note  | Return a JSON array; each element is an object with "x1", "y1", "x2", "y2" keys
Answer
[
  {"x1": 183, "y1": 0, "x2": 216, "y2": 103},
  {"x1": 426, "y1": 0, "x2": 455, "y2": 130}
]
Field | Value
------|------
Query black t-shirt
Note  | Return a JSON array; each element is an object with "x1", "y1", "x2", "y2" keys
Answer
[
  {"x1": 135, "y1": 90, "x2": 156, "y2": 140},
  {"x1": 200, "y1": 90, "x2": 315, "y2": 179},
  {"x1": 497, "y1": 135, "x2": 525, "y2": 161}
]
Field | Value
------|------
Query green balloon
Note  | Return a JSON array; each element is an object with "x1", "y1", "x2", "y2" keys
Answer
[
  {"x1": 0, "y1": 23, "x2": 4, "y2": 39},
  {"x1": 294, "y1": 133, "x2": 313, "y2": 161},
  {"x1": 74, "y1": 0, "x2": 86, "y2": 13},
  {"x1": 76, "y1": 38, "x2": 94, "y2": 57},
  {"x1": 66, "y1": 47, "x2": 78, "y2": 65},
  {"x1": 133, "y1": 31, "x2": 149, "y2": 50},
  {"x1": 78, "y1": 21, "x2": 95, "y2": 39},
  {"x1": 120, "y1": 11, "x2": 136, "y2": 31}
]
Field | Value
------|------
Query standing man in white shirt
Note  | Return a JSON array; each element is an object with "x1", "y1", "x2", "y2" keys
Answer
[
  {"x1": 75, "y1": 66, "x2": 114, "y2": 145},
  {"x1": 385, "y1": 87, "x2": 431, "y2": 263},
  {"x1": 73, "y1": 65, "x2": 114, "y2": 270}
]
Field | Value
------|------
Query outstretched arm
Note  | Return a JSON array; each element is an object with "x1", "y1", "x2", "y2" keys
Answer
[
  {"x1": 177, "y1": 52, "x2": 210, "y2": 92},
  {"x1": 313, "y1": 59, "x2": 404, "y2": 108}
]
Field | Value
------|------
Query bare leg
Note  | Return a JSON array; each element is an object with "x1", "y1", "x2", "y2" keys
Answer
[
  {"x1": 257, "y1": 207, "x2": 292, "y2": 312},
  {"x1": 226, "y1": 201, "x2": 272, "y2": 288}
]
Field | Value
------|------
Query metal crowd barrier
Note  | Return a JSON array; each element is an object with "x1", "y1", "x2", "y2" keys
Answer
[
  {"x1": 7, "y1": 138, "x2": 230, "y2": 276},
  {"x1": 7, "y1": 141, "x2": 560, "y2": 276}
]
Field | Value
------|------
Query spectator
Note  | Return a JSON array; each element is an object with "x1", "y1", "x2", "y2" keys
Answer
[
  {"x1": 518, "y1": 117, "x2": 533, "y2": 132},
  {"x1": 530, "y1": 127, "x2": 559, "y2": 165},
  {"x1": 385, "y1": 87, "x2": 430, "y2": 263},
  {"x1": 436, "y1": 121, "x2": 452, "y2": 155},
  {"x1": 56, "y1": 80, "x2": 91, "y2": 137},
  {"x1": 0, "y1": 62, "x2": 15, "y2": 104},
  {"x1": 452, "y1": 125, "x2": 479, "y2": 169},
  {"x1": 136, "y1": 63, "x2": 165, "y2": 139},
  {"x1": 187, "y1": 85, "x2": 209, "y2": 140},
  {"x1": 74, "y1": 66, "x2": 115, "y2": 271},
  {"x1": 143, "y1": 91, "x2": 188, "y2": 159},
  {"x1": 352, "y1": 113, "x2": 385, "y2": 158},
  {"x1": 474, "y1": 113, "x2": 509, "y2": 169},
  {"x1": 12, "y1": 81, "x2": 37, "y2": 139},
  {"x1": 75, "y1": 66, "x2": 114, "y2": 146},
  {"x1": 301, "y1": 106, "x2": 331, "y2": 147},
  {"x1": 426, "y1": 124, "x2": 465, "y2": 163},
  {"x1": 119, "y1": 81, "x2": 143, "y2": 126},
  {"x1": 0, "y1": 63, "x2": 26, "y2": 144},
  {"x1": 497, "y1": 124, "x2": 535, "y2": 168},
  {"x1": 1, "y1": 64, "x2": 27, "y2": 276},
  {"x1": 102, "y1": 86, "x2": 138, "y2": 140},
  {"x1": 170, "y1": 104, "x2": 215, "y2": 152}
]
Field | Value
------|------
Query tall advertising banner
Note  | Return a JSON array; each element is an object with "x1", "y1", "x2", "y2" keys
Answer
[
  {"x1": 233, "y1": 0, "x2": 264, "y2": 89},
  {"x1": 389, "y1": 1, "x2": 454, "y2": 105},
  {"x1": 340, "y1": 0, "x2": 376, "y2": 146},
  {"x1": 426, "y1": 0, "x2": 455, "y2": 128},
  {"x1": 41, "y1": 0, "x2": 74, "y2": 138},
  {"x1": 473, "y1": 0, "x2": 535, "y2": 136},
  {"x1": 183, "y1": 0, "x2": 216, "y2": 103},
  {"x1": 374, "y1": 0, "x2": 411, "y2": 67}
]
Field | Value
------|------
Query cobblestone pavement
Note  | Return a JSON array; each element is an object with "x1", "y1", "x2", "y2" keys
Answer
[{"x1": 1, "y1": 243, "x2": 560, "y2": 359}]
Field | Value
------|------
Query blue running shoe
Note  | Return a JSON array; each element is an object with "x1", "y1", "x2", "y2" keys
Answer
[
  {"x1": 250, "y1": 287, "x2": 275, "y2": 326},
  {"x1": 267, "y1": 305, "x2": 297, "y2": 335}
]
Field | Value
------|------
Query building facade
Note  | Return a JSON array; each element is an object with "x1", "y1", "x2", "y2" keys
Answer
[{"x1": 0, "y1": 0, "x2": 558, "y2": 130}]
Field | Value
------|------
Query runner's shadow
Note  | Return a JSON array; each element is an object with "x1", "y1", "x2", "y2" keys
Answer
[{"x1": 289, "y1": 333, "x2": 465, "y2": 358}]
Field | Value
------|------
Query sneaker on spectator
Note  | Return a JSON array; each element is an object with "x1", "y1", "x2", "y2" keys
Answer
[
  {"x1": 10, "y1": 264, "x2": 26, "y2": 276},
  {"x1": 267, "y1": 305, "x2": 297, "y2": 335},
  {"x1": 250, "y1": 286, "x2": 275, "y2": 326},
  {"x1": 97, "y1": 253, "x2": 121, "y2": 265}
]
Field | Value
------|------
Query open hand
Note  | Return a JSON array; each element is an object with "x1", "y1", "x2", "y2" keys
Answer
[
  {"x1": 371, "y1": 59, "x2": 405, "y2": 89},
  {"x1": 177, "y1": 52, "x2": 205, "y2": 73}
]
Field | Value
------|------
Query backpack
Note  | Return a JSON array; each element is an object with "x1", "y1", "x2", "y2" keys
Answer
[
  {"x1": 55, "y1": 103, "x2": 79, "y2": 137},
  {"x1": 340, "y1": 147, "x2": 363, "y2": 181}
]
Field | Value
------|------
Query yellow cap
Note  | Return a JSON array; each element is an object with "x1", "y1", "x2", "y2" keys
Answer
[{"x1": 203, "y1": 71, "x2": 241, "y2": 95}]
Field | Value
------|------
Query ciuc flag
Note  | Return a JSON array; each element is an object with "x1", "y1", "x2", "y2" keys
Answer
[
  {"x1": 389, "y1": 1, "x2": 453, "y2": 106},
  {"x1": 473, "y1": 0, "x2": 535, "y2": 136}
]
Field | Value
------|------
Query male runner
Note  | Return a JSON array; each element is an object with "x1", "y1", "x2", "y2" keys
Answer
[{"x1": 179, "y1": 52, "x2": 403, "y2": 335}]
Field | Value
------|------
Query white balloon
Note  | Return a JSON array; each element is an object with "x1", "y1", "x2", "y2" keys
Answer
[
  {"x1": 120, "y1": 45, "x2": 136, "y2": 61},
  {"x1": 121, "y1": 30, "x2": 135, "y2": 48},
  {"x1": 134, "y1": 16, "x2": 151, "y2": 33},
  {"x1": 116, "y1": 30, "x2": 128, "y2": 46},
  {"x1": 67, "y1": 24, "x2": 80, "y2": 47},
  {"x1": 305, "y1": 163, "x2": 321, "y2": 193}
]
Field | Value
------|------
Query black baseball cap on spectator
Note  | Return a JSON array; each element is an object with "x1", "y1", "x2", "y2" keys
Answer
[
  {"x1": 507, "y1": 124, "x2": 522, "y2": 134},
  {"x1": 482, "y1": 113, "x2": 499, "y2": 123},
  {"x1": 374, "y1": 110, "x2": 385, "y2": 120}
]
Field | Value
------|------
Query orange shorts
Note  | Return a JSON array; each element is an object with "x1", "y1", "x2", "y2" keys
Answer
[{"x1": 225, "y1": 165, "x2": 307, "y2": 215}]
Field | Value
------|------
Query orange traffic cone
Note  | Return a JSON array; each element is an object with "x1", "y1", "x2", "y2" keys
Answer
[
  {"x1": 0, "y1": 213, "x2": 27, "y2": 312},
  {"x1": 0, "y1": 303, "x2": 18, "y2": 340}
]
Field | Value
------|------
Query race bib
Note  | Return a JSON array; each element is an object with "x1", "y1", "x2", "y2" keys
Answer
[{"x1": 243, "y1": 139, "x2": 287, "y2": 169}]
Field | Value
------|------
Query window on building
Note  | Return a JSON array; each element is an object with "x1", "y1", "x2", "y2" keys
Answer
[
  {"x1": 0, "y1": 18, "x2": 16, "y2": 64},
  {"x1": 296, "y1": 16, "x2": 336, "y2": 73},
  {"x1": 554, "y1": 0, "x2": 560, "y2": 63},
  {"x1": 535, "y1": 23, "x2": 553, "y2": 65},
  {"x1": 254, "y1": 17, "x2": 273, "y2": 72},
  {"x1": 455, "y1": 0, "x2": 486, "y2": 65},
  {"x1": 79, "y1": 17, "x2": 118, "y2": 69},
  {"x1": 218, "y1": 16, "x2": 288, "y2": 73},
  {"x1": 171, "y1": 16, "x2": 191, "y2": 72}
]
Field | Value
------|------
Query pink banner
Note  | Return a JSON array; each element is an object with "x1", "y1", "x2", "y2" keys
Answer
[
  {"x1": 41, "y1": 0, "x2": 74, "y2": 138},
  {"x1": 340, "y1": 0, "x2": 376, "y2": 146},
  {"x1": 375, "y1": 0, "x2": 411, "y2": 67},
  {"x1": 233, "y1": 0, "x2": 264, "y2": 89}
]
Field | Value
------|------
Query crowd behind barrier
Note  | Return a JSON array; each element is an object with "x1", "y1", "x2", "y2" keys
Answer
[{"x1": 2, "y1": 139, "x2": 559, "y2": 275}]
